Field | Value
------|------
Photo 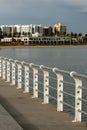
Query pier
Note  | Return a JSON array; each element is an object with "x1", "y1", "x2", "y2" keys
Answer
[{"x1": 0, "y1": 57, "x2": 87, "y2": 130}]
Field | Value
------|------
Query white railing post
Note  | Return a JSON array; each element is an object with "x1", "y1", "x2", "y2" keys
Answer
[
  {"x1": 11, "y1": 61, "x2": 16, "y2": 85},
  {"x1": 16, "y1": 61, "x2": 22, "y2": 89},
  {"x1": 40, "y1": 65, "x2": 49, "y2": 104},
  {"x1": 70, "y1": 71, "x2": 82, "y2": 122},
  {"x1": 30, "y1": 63, "x2": 39, "y2": 98},
  {"x1": 0, "y1": 57, "x2": 2, "y2": 77},
  {"x1": 6, "y1": 59, "x2": 10, "y2": 82},
  {"x1": 53, "y1": 68, "x2": 63, "y2": 111},
  {"x1": 23, "y1": 63, "x2": 30, "y2": 93},
  {"x1": 2, "y1": 58, "x2": 6, "y2": 79}
]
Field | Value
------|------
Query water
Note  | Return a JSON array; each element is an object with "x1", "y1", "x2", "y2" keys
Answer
[
  {"x1": 0, "y1": 46, "x2": 87, "y2": 74},
  {"x1": 0, "y1": 46, "x2": 87, "y2": 121}
]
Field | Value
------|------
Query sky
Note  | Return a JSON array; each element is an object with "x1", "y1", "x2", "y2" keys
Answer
[{"x1": 0, "y1": 0, "x2": 87, "y2": 34}]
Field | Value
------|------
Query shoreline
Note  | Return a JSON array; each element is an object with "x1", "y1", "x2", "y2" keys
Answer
[{"x1": 0, "y1": 45, "x2": 87, "y2": 49}]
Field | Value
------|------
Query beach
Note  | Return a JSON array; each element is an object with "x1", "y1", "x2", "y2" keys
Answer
[{"x1": 0, "y1": 45, "x2": 87, "y2": 49}]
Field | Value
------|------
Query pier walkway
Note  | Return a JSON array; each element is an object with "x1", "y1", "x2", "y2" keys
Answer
[
  {"x1": 0, "y1": 104, "x2": 23, "y2": 130},
  {"x1": 0, "y1": 78, "x2": 86, "y2": 130}
]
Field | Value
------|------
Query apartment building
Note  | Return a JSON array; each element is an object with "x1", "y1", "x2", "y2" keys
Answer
[
  {"x1": 1, "y1": 25, "x2": 12, "y2": 36},
  {"x1": 43, "y1": 26, "x2": 53, "y2": 36},
  {"x1": 54, "y1": 22, "x2": 67, "y2": 35},
  {"x1": 32, "y1": 24, "x2": 43, "y2": 34},
  {"x1": 14, "y1": 24, "x2": 43, "y2": 36},
  {"x1": 1, "y1": 22, "x2": 67, "y2": 37},
  {"x1": 1, "y1": 24, "x2": 52, "y2": 37},
  {"x1": 1, "y1": 25, "x2": 17, "y2": 37},
  {"x1": 14, "y1": 25, "x2": 21, "y2": 33}
]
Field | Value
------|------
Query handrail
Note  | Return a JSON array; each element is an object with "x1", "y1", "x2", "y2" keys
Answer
[
  {"x1": 70, "y1": 71, "x2": 87, "y2": 79},
  {"x1": 40, "y1": 65, "x2": 52, "y2": 71},
  {"x1": 0, "y1": 56, "x2": 87, "y2": 122},
  {"x1": 53, "y1": 67, "x2": 70, "y2": 74}
]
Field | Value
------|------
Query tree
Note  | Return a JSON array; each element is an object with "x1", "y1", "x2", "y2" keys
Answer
[
  {"x1": 3, "y1": 32, "x2": 8, "y2": 37},
  {"x1": 83, "y1": 34, "x2": 87, "y2": 44},
  {"x1": 78, "y1": 33, "x2": 82, "y2": 37},
  {"x1": 74, "y1": 33, "x2": 77, "y2": 38},
  {"x1": 70, "y1": 32, "x2": 74, "y2": 38},
  {"x1": 28, "y1": 32, "x2": 30, "y2": 36}
]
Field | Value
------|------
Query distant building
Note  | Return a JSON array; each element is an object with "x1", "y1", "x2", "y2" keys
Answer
[
  {"x1": 14, "y1": 24, "x2": 43, "y2": 36},
  {"x1": 43, "y1": 26, "x2": 53, "y2": 36},
  {"x1": 1, "y1": 25, "x2": 16, "y2": 37},
  {"x1": 1, "y1": 37, "x2": 12, "y2": 44},
  {"x1": 32, "y1": 24, "x2": 43, "y2": 35},
  {"x1": 54, "y1": 22, "x2": 66, "y2": 36},
  {"x1": 20, "y1": 36, "x2": 71, "y2": 45},
  {"x1": 0, "y1": 27, "x2": 2, "y2": 38},
  {"x1": 32, "y1": 32, "x2": 42, "y2": 37},
  {"x1": 1, "y1": 23, "x2": 66, "y2": 37},
  {"x1": 1, "y1": 25, "x2": 11, "y2": 36},
  {"x1": 21, "y1": 36, "x2": 29, "y2": 45},
  {"x1": 14, "y1": 25, "x2": 21, "y2": 33}
]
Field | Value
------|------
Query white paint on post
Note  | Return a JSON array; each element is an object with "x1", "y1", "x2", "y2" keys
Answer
[
  {"x1": 32, "y1": 67, "x2": 38, "y2": 98},
  {"x1": 11, "y1": 62, "x2": 16, "y2": 85},
  {"x1": 53, "y1": 68, "x2": 63, "y2": 111},
  {"x1": 0, "y1": 57, "x2": 2, "y2": 77},
  {"x1": 70, "y1": 71, "x2": 82, "y2": 122},
  {"x1": 6, "y1": 60, "x2": 10, "y2": 82},
  {"x1": 24, "y1": 65, "x2": 29, "y2": 93},
  {"x1": 57, "y1": 73, "x2": 63, "y2": 111},
  {"x1": 2, "y1": 58, "x2": 6, "y2": 79},
  {"x1": 17, "y1": 63, "x2": 22, "y2": 89},
  {"x1": 43, "y1": 70, "x2": 49, "y2": 104},
  {"x1": 40, "y1": 65, "x2": 49, "y2": 104}
]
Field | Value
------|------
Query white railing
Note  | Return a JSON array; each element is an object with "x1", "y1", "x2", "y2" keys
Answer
[{"x1": 0, "y1": 57, "x2": 87, "y2": 122}]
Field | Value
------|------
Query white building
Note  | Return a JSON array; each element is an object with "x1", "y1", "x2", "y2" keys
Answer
[
  {"x1": 14, "y1": 24, "x2": 43, "y2": 36},
  {"x1": 14, "y1": 25, "x2": 21, "y2": 33},
  {"x1": 20, "y1": 25, "x2": 30, "y2": 34},
  {"x1": 1, "y1": 24, "x2": 49, "y2": 37},
  {"x1": 32, "y1": 24, "x2": 43, "y2": 34},
  {"x1": 1, "y1": 25, "x2": 11, "y2": 35},
  {"x1": 21, "y1": 36, "x2": 29, "y2": 45},
  {"x1": 1, "y1": 25, "x2": 16, "y2": 37},
  {"x1": 32, "y1": 32, "x2": 42, "y2": 37},
  {"x1": 1, "y1": 37, "x2": 12, "y2": 43}
]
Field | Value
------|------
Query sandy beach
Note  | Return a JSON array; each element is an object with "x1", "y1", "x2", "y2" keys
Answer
[
  {"x1": 0, "y1": 45, "x2": 71, "y2": 49},
  {"x1": 0, "y1": 45, "x2": 87, "y2": 49}
]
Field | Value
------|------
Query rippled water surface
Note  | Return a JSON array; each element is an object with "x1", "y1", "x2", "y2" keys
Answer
[{"x1": 0, "y1": 46, "x2": 87, "y2": 74}]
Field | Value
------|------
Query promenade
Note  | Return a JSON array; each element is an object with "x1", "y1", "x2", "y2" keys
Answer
[{"x1": 0, "y1": 78, "x2": 86, "y2": 130}]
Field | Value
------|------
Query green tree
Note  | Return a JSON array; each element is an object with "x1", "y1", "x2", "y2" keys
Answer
[{"x1": 83, "y1": 34, "x2": 87, "y2": 44}]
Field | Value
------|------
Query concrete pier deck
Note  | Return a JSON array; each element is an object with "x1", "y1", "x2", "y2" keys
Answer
[
  {"x1": 0, "y1": 78, "x2": 86, "y2": 130},
  {"x1": 0, "y1": 104, "x2": 23, "y2": 130}
]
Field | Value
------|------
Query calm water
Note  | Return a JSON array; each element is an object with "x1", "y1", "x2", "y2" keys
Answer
[
  {"x1": 0, "y1": 46, "x2": 87, "y2": 121},
  {"x1": 0, "y1": 46, "x2": 87, "y2": 74}
]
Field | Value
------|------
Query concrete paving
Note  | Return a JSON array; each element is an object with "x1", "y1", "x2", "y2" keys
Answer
[
  {"x1": 0, "y1": 104, "x2": 23, "y2": 130},
  {"x1": 0, "y1": 78, "x2": 87, "y2": 130}
]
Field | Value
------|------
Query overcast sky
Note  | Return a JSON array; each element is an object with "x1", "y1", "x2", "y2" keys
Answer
[{"x1": 0, "y1": 0, "x2": 87, "y2": 34}]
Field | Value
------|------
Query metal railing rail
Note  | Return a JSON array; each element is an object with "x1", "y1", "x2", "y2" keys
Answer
[{"x1": 0, "y1": 57, "x2": 87, "y2": 122}]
